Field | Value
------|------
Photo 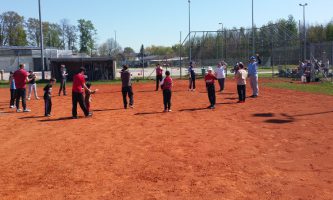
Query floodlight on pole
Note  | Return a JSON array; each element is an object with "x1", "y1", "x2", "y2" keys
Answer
[
  {"x1": 38, "y1": 0, "x2": 45, "y2": 80},
  {"x1": 219, "y1": 22, "x2": 223, "y2": 60},
  {"x1": 188, "y1": 0, "x2": 191, "y2": 62},
  {"x1": 299, "y1": 3, "x2": 308, "y2": 60}
]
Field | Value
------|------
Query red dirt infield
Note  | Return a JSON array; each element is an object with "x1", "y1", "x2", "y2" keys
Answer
[{"x1": 0, "y1": 79, "x2": 332, "y2": 199}]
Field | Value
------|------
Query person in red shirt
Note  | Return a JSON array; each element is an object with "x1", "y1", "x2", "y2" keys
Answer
[
  {"x1": 72, "y1": 67, "x2": 92, "y2": 118},
  {"x1": 204, "y1": 67, "x2": 217, "y2": 109},
  {"x1": 13, "y1": 63, "x2": 31, "y2": 112},
  {"x1": 160, "y1": 70, "x2": 173, "y2": 112},
  {"x1": 155, "y1": 63, "x2": 163, "y2": 91}
]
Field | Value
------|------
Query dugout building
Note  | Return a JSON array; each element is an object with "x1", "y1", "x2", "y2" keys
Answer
[{"x1": 50, "y1": 57, "x2": 116, "y2": 81}]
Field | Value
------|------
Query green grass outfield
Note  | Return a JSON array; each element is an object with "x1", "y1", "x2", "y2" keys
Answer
[{"x1": 263, "y1": 80, "x2": 333, "y2": 96}]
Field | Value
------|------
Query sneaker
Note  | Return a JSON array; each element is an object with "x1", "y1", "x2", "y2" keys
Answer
[
  {"x1": 129, "y1": 105, "x2": 134, "y2": 109},
  {"x1": 86, "y1": 113, "x2": 93, "y2": 117},
  {"x1": 9, "y1": 105, "x2": 15, "y2": 109},
  {"x1": 27, "y1": 98, "x2": 31, "y2": 100},
  {"x1": 23, "y1": 109, "x2": 31, "y2": 112},
  {"x1": 163, "y1": 109, "x2": 168, "y2": 112},
  {"x1": 36, "y1": 97, "x2": 40, "y2": 100},
  {"x1": 250, "y1": 95, "x2": 258, "y2": 98},
  {"x1": 16, "y1": 109, "x2": 22, "y2": 113},
  {"x1": 45, "y1": 114, "x2": 51, "y2": 117},
  {"x1": 72, "y1": 116, "x2": 78, "y2": 119},
  {"x1": 168, "y1": 109, "x2": 172, "y2": 112},
  {"x1": 210, "y1": 106, "x2": 215, "y2": 109}
]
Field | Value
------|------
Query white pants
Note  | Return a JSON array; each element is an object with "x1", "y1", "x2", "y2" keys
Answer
[
  {"x1": 249, "y1": 74, "x2": 259, "y2": 96},
  {"x1": 28, "y1": 83, "x2": 39, "y2": 99}
]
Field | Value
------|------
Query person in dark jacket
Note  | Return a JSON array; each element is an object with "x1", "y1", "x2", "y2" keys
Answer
[
  {"x1": 188, "y1": 61, "x2": 196, "y2": 91},
  {"x1": 120, "y1": 65, "x2": 134, "y2": 109},
  {"x1": 43, "y1": 78, "x2": 56, "y2": 117}
]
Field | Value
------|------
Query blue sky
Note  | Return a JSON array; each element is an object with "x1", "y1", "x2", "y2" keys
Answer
[{"x1": 1, "y1": 0, "x2": 333, "y2": 52}]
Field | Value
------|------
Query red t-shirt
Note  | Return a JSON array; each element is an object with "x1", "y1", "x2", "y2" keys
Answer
[
  {"x1": 72, "y1": 73, "x2": 85, "y2": 93},
  {"x1": 162, "y1": 76, "x2": 172, "y2": 90},
  {"x1": 156, "y1": 67, "x2": 163, "y2": 76},
  {"x1": 13, "y1": 69, "x2": 28, "y2": 89},
  {"x1": 205, "y1": 73, "x2": 217, "y2": 85}
]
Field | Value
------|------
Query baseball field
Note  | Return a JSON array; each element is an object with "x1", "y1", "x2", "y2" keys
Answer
[{"x1": 0, "y1": 79, "x2": 332, "y2": 199}]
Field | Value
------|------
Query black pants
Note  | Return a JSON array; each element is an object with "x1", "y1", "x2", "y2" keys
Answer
[
  {"x1": 218, "y1": 78, "x2": 225, "y2": 91},
  {"x1": 237, "y1": 85, "x2": 246, "y2": 101},
  {"x1": 10, "y1": 89, "x2": 16, "y2": 107},
  {"x1": 207, "y1": 84, "x2": 216, "y2": 106},
  {"x1": 156, "y1": 75, "x2": 162, "y2": 91},
  {"x1": 15, "y1": 88, "x2": 26, "y2": 110},
  {"x1": 122, "y1": 86, "x2": 134, "y2": 108},
  {"x1": 163, "y1": 89, "x2": 172, "y2": 110},
  {"x1": 189, "y1": 77, "x2": 196, "y2": 89},
  {"x1": 44, "y1": 96, "x2": 52, "y2": 115},
  {"x1": 72, "y1": 92, "x2": 89, "y2": 117},
  {"x1": 59, "y1": 79, "x2": 66, "y2": 95}
]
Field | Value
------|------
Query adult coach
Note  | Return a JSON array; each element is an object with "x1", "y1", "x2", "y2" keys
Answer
[
  {"x1": 248, "y1": 54, "x2": 261, "y2": 98},
  {"x1": 13, "y1": 64, "x2": 31, "y2": 112},
  {"x1": 72, "y1": 67, "x2": 91, "y2": 118},
  {"x1": 58, "y1": 64, "x2": 68, "y2": 96},
  {"x1": 120, "y1": 65, "x2": 134, "y2": 109},
  {"x1": 155, "y1": 63, "x2": 163, "y2": 91}
]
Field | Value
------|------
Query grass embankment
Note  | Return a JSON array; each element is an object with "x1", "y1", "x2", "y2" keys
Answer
[{"x1": 263, "y1": 81, "x2": 333, "y2": 96}]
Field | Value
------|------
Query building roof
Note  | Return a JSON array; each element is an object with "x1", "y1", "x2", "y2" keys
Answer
[{"x1": 50, "y1": 57, "x2": 114, "y2": 62}]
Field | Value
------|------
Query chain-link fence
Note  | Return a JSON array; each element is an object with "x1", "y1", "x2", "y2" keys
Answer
[{"x1": 178, "y1": 23, "x2": 333, "y2": 82}]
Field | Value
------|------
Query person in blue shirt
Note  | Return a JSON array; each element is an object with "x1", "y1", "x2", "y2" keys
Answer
[
  {"x1": 247, "y1": 54, "x2": 261, "y2": 98},
  {"x1": 188, "y1": 61, "x2": 196, "y2": 91},
  {"x1": 9, "y1": 71, "x2": 16, "y2": 108}
]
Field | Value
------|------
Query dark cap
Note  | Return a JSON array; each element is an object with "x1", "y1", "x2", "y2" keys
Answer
[{"x1": 79, "y1": 67, "x2": 86, "y2": 72}]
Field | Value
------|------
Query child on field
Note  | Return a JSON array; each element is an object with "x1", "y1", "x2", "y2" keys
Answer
[
  {"x1": 235, "y1": 62, "x2": 248, "y2": 103},
  {"x1": 160, "y1": 70, "x2": 173, "y2": 112},
  {"x1": 9, "y1": 71, "x2": 16, "y2": 108},
  {"x1": 85, "y1": 82, "x2": 98, "y2": 113},
  {"x1": 204, "y1": 67, "x2": 217, "y2": 109},
  {"x1": 43, "y1": 78, "x2": 56, "y2": 117}
]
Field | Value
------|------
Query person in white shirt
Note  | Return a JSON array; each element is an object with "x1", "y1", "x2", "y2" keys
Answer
[{"x1": 215, "y1": 61, "x2": 227, "y2": 92}]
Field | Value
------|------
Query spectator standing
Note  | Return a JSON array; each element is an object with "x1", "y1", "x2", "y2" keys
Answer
[{"x1": 58, "y1": 64, "x2": 68, "y2": 96}]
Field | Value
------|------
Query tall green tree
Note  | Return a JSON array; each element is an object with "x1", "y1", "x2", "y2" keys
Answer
[
  {"x1": 326, "y1": 22, "x2": 333, "y2": 41},
  {"x1": 0, "y1": 11, "x2": 27, "y2": 46},
  {"x1": 77, "y1": 19, "x2": 96, "y2": 54}
]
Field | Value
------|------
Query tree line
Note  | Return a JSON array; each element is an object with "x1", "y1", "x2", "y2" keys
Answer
[{"x1": 1, "y1": 11, "x2": 333, "y2": 60}]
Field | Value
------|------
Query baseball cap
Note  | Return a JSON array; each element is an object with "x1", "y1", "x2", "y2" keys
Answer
[
  {"x1": 250, "y1": 56, "x2": 256, "y2": 60},
  {"x1": 208, "y1": 67, "x2": 213, "y2": 71}
]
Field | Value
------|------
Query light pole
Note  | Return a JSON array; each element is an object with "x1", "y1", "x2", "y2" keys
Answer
[
  {"x1": 188, "y1": 0, "x2": 191, "y2": 62},
  {"x1": 38, "y1": 0, "x2": 45, "y2": 80},
  {"x1": 299, "y1": 3, "x2": 308, "y2": 60},
  {"x1": 252, "y1": 0, "x2": 255, "y2": 55},
  {"x1": 219, "y1": 22, "x2": 223, "y2": 60}
]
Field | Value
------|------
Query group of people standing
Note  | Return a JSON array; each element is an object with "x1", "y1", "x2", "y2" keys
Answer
[
  {"x1": 8, "y1": 55, "x2": 261, "y2": 118},
  {"x1": 194, "y1": 54, "x2": 261, "y2": 109}
]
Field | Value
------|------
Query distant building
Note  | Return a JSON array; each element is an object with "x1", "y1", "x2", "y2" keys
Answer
[{"x1": 0, "y1": 46, "x2": 80, "y2": 72}]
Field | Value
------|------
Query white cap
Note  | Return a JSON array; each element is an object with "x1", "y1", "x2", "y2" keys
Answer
[{"x1": 208, "y1": 67, "x2": 213, "y2": 71}]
